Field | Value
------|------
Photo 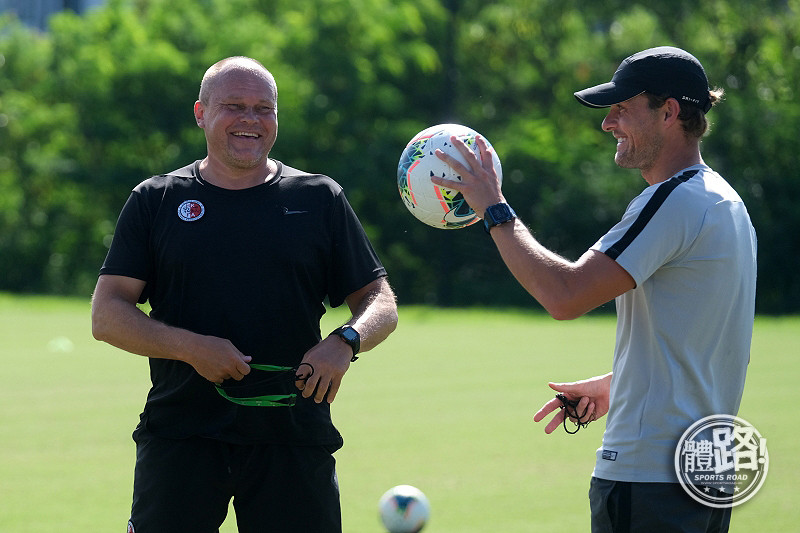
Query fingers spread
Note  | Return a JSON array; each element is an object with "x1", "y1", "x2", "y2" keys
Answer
[
  {"x1": 298, "y1": 374, "x2": 335, "y2": 404},
  {"x1": 325, "y1": 380, "x2": 340, "y2": 404},
  {"x1": 300, "y1": 374, "x2": 319, "y2": 398},
  {"x1": 433, "y1": 149, "x2": 469, "y2": 180},
  {"x1": 313, "y1": 376, "x2": 331, "y2": 403},
  {"x1": 548, "y1": 382, "x2": 575, "y2": 393},
  {"x1": 544, "y1": 409, "x2": 566, "y2": 434},
  {"x1": 533, "y1": 397, "x2": 562, "y2": 422},
  {"x1": 476, "y1": 136, "x2": 494, "y2": 168}
]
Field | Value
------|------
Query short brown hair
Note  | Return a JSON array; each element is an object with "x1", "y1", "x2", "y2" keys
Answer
[{"x1": 646, "y1": 88, "x2": 724, "y2": 138}]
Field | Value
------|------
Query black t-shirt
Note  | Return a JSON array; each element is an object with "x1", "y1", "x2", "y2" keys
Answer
[{"x1": 100, "y1": 160, "x2": 386, "y2": 444}]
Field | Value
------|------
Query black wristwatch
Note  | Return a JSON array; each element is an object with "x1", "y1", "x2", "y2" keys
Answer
[
  {"x1": 483, "y1": 203, "x2": 517, "y2": 234},
  {"x1": 330, "y1": 325, "x2": 361, "y2": 361}
]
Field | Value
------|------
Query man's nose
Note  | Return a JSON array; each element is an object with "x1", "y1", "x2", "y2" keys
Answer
[{"x1": 601, "y1": 110, "x2": 617, "y2": 132}]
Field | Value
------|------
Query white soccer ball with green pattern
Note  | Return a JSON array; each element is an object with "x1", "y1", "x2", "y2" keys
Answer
[
  {"x1": 378, "y1": 484, "x2": 430, "y2": 533},
  {"x1": 397, "y1": 123, "x2": 502, "y2": 229}
]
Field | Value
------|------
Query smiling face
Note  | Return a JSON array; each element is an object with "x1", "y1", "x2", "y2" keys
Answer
[
  {"x1": 194, "y1": 62, "x2": 278, "y2": 176},
  {"x1": 601, "y1": 94, "x2": 664, "y2": 174}
]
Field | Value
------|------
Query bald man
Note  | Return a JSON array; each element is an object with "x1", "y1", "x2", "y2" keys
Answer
[{"x1": 92, "y1": 57, "x2": 397, "y2": 533}]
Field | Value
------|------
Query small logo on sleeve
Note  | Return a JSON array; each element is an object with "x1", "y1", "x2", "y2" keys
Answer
[
  {"x1": 602, "y1": 450, "x2": 618, "y2": 461},
  {"x1": 178, "y1": 200, "x2": 205, "y2": 221}
]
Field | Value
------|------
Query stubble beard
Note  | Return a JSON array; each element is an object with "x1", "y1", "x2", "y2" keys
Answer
[
  {"x1": 222, "y1": 140, "x2": 271, "y2": 171},
  {"x1": 226, "y1": 151, "x2": 266, "y2": 170},
  {"x1": 615, "y1": 132, "x2": 662, "y2": 173}
]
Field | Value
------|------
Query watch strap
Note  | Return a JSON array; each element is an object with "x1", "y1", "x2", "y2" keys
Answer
[
  {"x1": 483, "y1": 203, "x2": 517, "y2": 234},
  {"x1": 331, "y1": 325, "x2": 360, "y2": 361}
]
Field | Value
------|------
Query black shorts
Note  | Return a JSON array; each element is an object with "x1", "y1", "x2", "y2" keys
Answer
[
  {"x1": 589, "y1": 477, "x2": 732, "y2": 533},
  {"x1": 128, "y1": 427, "x2": 342, "y2": 533}
]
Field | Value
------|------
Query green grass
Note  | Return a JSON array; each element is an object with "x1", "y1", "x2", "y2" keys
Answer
[{"x1": 0, "y1": 294, "x2": 795, "y2": 532}]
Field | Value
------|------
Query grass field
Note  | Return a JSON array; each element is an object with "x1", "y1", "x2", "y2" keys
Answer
[{"x1": 0, "y1": 294, "x2": 796, "y2": 532}]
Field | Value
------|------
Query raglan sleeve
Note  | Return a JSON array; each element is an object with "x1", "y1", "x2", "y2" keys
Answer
[{"x1": 591, "y1": 186, "x2": 698, "y2": 286}]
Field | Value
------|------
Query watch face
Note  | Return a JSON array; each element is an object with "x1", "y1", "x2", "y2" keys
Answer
[
  {"x1": 341, "y1": 328, "x2": 359, "y2": 342},
  {"x1": 484, "y1": 203, "x2": 517, "y2": 233},
  {"x1": 489, "y1": 204, "x2": 510, "y2": 222}
]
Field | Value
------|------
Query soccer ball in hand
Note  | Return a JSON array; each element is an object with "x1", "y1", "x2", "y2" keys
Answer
[
  {"x1": 378, "y1": 485, "x2": 431, "y2": 533},
  {"x1": 397, "y1": 123, "x2": 503, "y2": 229}
]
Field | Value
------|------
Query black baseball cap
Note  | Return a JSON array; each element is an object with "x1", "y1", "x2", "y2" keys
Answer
[{"x1": 574, "y1": 46, "x2": 712, "y2": 113}]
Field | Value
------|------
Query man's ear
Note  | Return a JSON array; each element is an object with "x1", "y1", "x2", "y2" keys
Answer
[
  {"x1": 194, "y1": 101, "x2": 205, "y2": 128},
  {"x1": 663, "y1": 97, "x2": 681, "y2": 126}
]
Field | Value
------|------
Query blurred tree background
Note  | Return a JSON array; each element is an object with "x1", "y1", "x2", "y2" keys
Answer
[{"x1": 1, "y1": 0, "x2": 798, "y2": 313}]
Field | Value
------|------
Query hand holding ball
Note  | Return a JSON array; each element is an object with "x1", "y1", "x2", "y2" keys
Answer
[{"x1": 397, "y1": 124, "x2": 503, "y2": 229}]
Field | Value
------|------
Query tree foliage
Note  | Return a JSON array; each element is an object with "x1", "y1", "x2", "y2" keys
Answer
[{"x1": 0, "y1": 0, "x2": 798, "y2": 312}]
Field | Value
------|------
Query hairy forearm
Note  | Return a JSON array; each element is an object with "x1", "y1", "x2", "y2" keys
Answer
[
  {"x1": 349, "y1": 279, "x2": 398, "y2": 352},
  {"x1": 92, "y1": 283, "x2": 253, "y2": 384},
  {"x1": 91, "y1": 292, "x2": 197, "y2": 363},
  {"x1": 489, "y1": 219, "x2": 584, "y2": 319}
]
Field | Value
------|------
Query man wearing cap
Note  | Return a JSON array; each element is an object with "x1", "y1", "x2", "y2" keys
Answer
[{"x1": 433, "y1": 47, "x2": 757, "y2": 531}]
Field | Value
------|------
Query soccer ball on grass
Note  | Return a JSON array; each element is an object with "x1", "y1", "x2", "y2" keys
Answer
[{"x1": 378, "y1": 484, "x2": 430, "y2": 533}]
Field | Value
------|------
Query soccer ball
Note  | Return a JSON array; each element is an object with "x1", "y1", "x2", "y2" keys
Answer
[
  {"x1": 378, "y1": 485, "x2": 430, "y2": 533},
  {"x1": 397, "y1": 123, "x2": 503, "y2": 229}
]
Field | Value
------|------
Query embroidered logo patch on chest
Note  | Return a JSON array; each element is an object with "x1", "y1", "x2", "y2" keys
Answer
[{"x1": 177, "y1": 200, "x2": 205, "y2": 221}]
